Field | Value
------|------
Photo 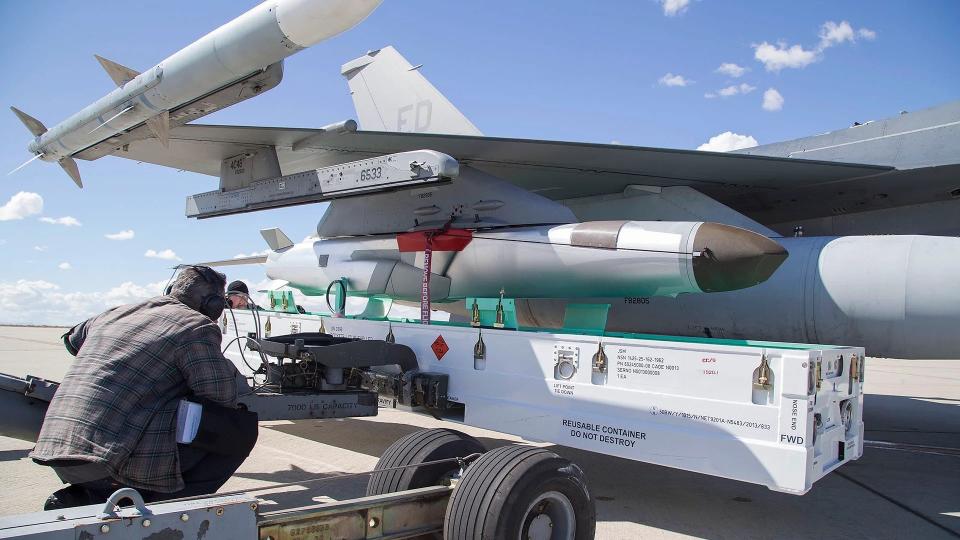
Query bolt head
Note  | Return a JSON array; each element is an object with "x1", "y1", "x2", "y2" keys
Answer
[
  {"x1": 180, "y1": 513, "x2": 190, "y2": 522},
  {"x1": 368, "y1": 517, "x2": 380, "y2": 528},
  {"x1": 100, "y1": 524, "x2": 110, "y2": 533},
  {"x1": 142, "y1": 518, "x2": 151, "y2": 527}
]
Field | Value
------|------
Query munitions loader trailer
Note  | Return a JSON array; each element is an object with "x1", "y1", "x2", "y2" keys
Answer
[{"x1": 0, "y1": 298, "x2": 864, "y2": 539}]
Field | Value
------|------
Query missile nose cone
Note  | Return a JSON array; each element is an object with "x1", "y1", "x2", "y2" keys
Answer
[
  {"x1": 275, "y1": 0, "x2": 384, "y2": 48},
  {"x1": 692, "y1": 223, "x2": 788, "y2": 293}
]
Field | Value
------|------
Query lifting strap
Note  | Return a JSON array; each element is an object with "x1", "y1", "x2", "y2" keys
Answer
[{"x1": 420, "y1": 219, "x2": 455, "y2": 325}]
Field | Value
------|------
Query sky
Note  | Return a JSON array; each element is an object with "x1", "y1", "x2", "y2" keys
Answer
[{"x1": 0, "y1": 0, "x2": 958, "y2": 325}]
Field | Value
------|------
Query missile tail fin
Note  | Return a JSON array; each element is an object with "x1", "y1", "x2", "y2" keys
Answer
[
  {"x1": 95, "y1": 54, "x2": 141, "y2": 86},
  {"x1": 145, "y1": 110, "x2": 170, "y2": 147},
  {"x1": 58, "y1": 158, "x2": 83, "y2": 188},
  {"x1": 10, "y1": 107, "x2": 47, "y2": 137},
  {"x1": 261, "y1": 228, "x2": 294, "y2": 251},
  {"x1": 191, "y1": 255, "x2": 268, "y2": 267},
  {"x1": 259, "y1": 279, "x2": 289, "y2": 292}
]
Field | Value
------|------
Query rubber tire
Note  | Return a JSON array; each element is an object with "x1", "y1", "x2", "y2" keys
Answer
[
  {"x1": 366, "y1": 428, "x2": 485, "y2": 496},
  {"x1": 444, "y1": 445, "x2": 596, "y2": 540}
]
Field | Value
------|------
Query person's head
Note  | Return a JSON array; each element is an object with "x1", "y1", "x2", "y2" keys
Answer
[
  {"x1": 227, "y1": 280, "x2": 250, "y2": 309},
  {"x1": 170, "y1": 266, "x2": 227, "y2": 320}
]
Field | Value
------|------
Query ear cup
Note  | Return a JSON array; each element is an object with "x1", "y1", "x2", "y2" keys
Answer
[
  {"x1": 201, "y1": 295, "x2": 227, "y2": 319},
  {"x1": 188, "y1": 265, "x2": 227, "y2": 318}
]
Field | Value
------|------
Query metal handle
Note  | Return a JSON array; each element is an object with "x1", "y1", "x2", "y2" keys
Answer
[
  {"x1": 97, "y1": 488, "x2": 151, "y2": 519},
  {"x1": 325, "y1": 278, "x2": 347, "y2": 318}
]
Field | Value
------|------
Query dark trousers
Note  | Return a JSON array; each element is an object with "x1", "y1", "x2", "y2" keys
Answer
[{"x1": 49, "y1": 444, "x2": 248, "y2": 505}]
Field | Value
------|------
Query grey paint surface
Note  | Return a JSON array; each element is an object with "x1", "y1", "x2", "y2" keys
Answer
[
  {"x1": 734, "y1": 101, "x2": 960, "y2": 170},
  {"x1": 0, "y1": 327, "x2": 956, "y2": 538},
  {"x1": 520, "y1": 235, "x2": 960, "y2": 359},
  {"x1": 111, "y1": 103, "x2": 959, "y2": 236}
]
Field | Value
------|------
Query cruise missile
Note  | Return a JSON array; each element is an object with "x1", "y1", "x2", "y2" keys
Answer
[
  {"x1": 9, "y1": 0, "x2": 382, "y2": 187},
  {"x1": 258, "y1": 221, "x2": 788, "y2": 302}
]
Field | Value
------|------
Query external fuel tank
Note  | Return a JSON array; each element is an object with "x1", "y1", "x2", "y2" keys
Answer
[{"x1": 516, "y1": 235, "x2": 960, "y2": 359}]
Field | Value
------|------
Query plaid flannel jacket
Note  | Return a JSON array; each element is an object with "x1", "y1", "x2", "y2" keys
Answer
[{"x1": 31, "y1": 296, "x2": 239, "y2": 493}]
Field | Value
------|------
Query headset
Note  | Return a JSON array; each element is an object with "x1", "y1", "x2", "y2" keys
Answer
[{"x1": 185, "y1": 265, "x2": 227, "y2": 319}]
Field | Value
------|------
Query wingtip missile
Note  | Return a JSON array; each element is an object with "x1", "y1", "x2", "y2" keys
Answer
[{"x1": 15, "y1": 0, "x2": 384, "y2": 187}]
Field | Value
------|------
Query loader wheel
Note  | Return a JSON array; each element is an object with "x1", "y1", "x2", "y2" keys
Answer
[
  {"x1": 444, "y1": 445, "x2": 595, "y2": 540},
  {"x1": 366, "y1": 428, "x2": 485, "y2": 496}
]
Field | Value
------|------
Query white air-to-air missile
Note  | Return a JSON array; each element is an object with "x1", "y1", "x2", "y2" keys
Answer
[
  {"x1": 9, "y1": 0, "x2": 382, "y2": 187},
  {"x1": 257, "y1": 221, "x2": 788, "y2": 302}
]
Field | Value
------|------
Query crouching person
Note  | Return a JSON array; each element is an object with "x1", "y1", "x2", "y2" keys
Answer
[{"x1": 31, "y1": 266, "x2": 258, "y2": 510}]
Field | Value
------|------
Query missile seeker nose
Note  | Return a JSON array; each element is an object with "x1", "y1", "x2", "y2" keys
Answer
[{"x1": 692, "y1": 223, "x2": 789, "y2": 293}]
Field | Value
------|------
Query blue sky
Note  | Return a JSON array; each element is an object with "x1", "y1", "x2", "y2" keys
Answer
[{"x1": 1, "y1": 0, "x2": 958, "y2": 324}]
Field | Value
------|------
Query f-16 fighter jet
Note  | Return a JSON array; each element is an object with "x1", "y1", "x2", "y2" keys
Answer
[{"x1": 11, "y1": 4, "x2": 960, "y2": 359}]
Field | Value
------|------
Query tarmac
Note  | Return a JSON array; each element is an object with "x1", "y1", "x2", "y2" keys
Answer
[{"x1": 0, "y1": 325, "x2": 957, "y2": 539}]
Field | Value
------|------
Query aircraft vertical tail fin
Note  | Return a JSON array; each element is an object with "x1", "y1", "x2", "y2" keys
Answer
[{"x1": 341, "y1": 46, "x2": 482, "y2": 135}]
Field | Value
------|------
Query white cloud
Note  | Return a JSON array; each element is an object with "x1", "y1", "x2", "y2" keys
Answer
[
  {"x1": 713, "y1": 83, "x2": 757, "y2": 97},
  {"x1": 658, "y1": 73, "x2": 693, "y2": 87},
  {"x1": 661, "y1": 0, "x2": 690, "y2": 16},
  {"x1": 818, "y1": 21, "x2": 875, "y2": 49},
  {"x1": 34, "y1": 245, "x2": 47, "y2": 252},
  {"x1": 818, "y1": 20, "x2": 856, "y2": 49},
  {"x1": 0, "y1": 192, "x2": 43, "y2": 221},
  {"x1": 40, "y1": 216, "x2": 82, "y2": 227},
  {"x1": 697, "y1": 131, "x2": 759, "y2": 152},
  {"x1": 609, "y1": 140, "x2": 623, "y2": 145},
  {"x1": 755, "y1": 21, "x2": 877, "y2": 72},
  {"x1": 105, "y1": 229, "x2": 135, "y2": 241},
  {"x1": 145, "y1": 248, "x2": 181, "y2": 261},
  {"x1": 762, "y1": 88, "x2": 784, "y2": 111},
  {"x1": 716, "y1": 63, "x2": 748, "y2": 78},
  {"x1": 0, "y1": 279, "x2": 166, "y2": 326},
  {"x1": 233, "y1": 249, "x2": 270, "y2": 259},
  {"x1": 58, "y1": 262, "x2": 71, "y2": 270},
  {"x1": 753, "y1": 41, "x2": 819, "y2": 72}
]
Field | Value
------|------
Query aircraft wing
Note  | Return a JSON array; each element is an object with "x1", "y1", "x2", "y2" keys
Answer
[{"x1": 113, "y1": 123, "x2": 891, "y2": 204}]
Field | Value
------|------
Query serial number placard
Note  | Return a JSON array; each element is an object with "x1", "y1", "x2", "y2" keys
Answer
[{"x1": 614, "y1": 348, "x2": 681, "y2": 382}]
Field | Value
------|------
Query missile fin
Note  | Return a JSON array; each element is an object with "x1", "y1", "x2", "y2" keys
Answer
[
  {"x1": 261, "y1": 228, "x2": 294, "y2": 251},
  {"x1": 259, "y1": 279, "x2": 289, "y2": 292},
  {"x1": 58, "y1": 158, "x2": 83, "y2": 188},
  {"x1": 191, "y1": 255, "x2": 268, "y2": 267},
  {"x1": 145, "y1": 110, "x2": 170, "y2": 148},
  {"x1": 10, "y1": 107, "x2": 47, "y2": 137},
  {"x1": 94, "y1": 54, "x2": 141, "y2": 86}
]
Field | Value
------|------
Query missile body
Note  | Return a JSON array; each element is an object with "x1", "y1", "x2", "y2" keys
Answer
[
  {"x1": 16, "y1": 0, "x2": 381, "y2": 182},
  {"x1": 264, "y1": 221, "x2": 787, "y2": 301},
  {"x1": 516, "y1": 235, "x2": 960, "y2": 359}
]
